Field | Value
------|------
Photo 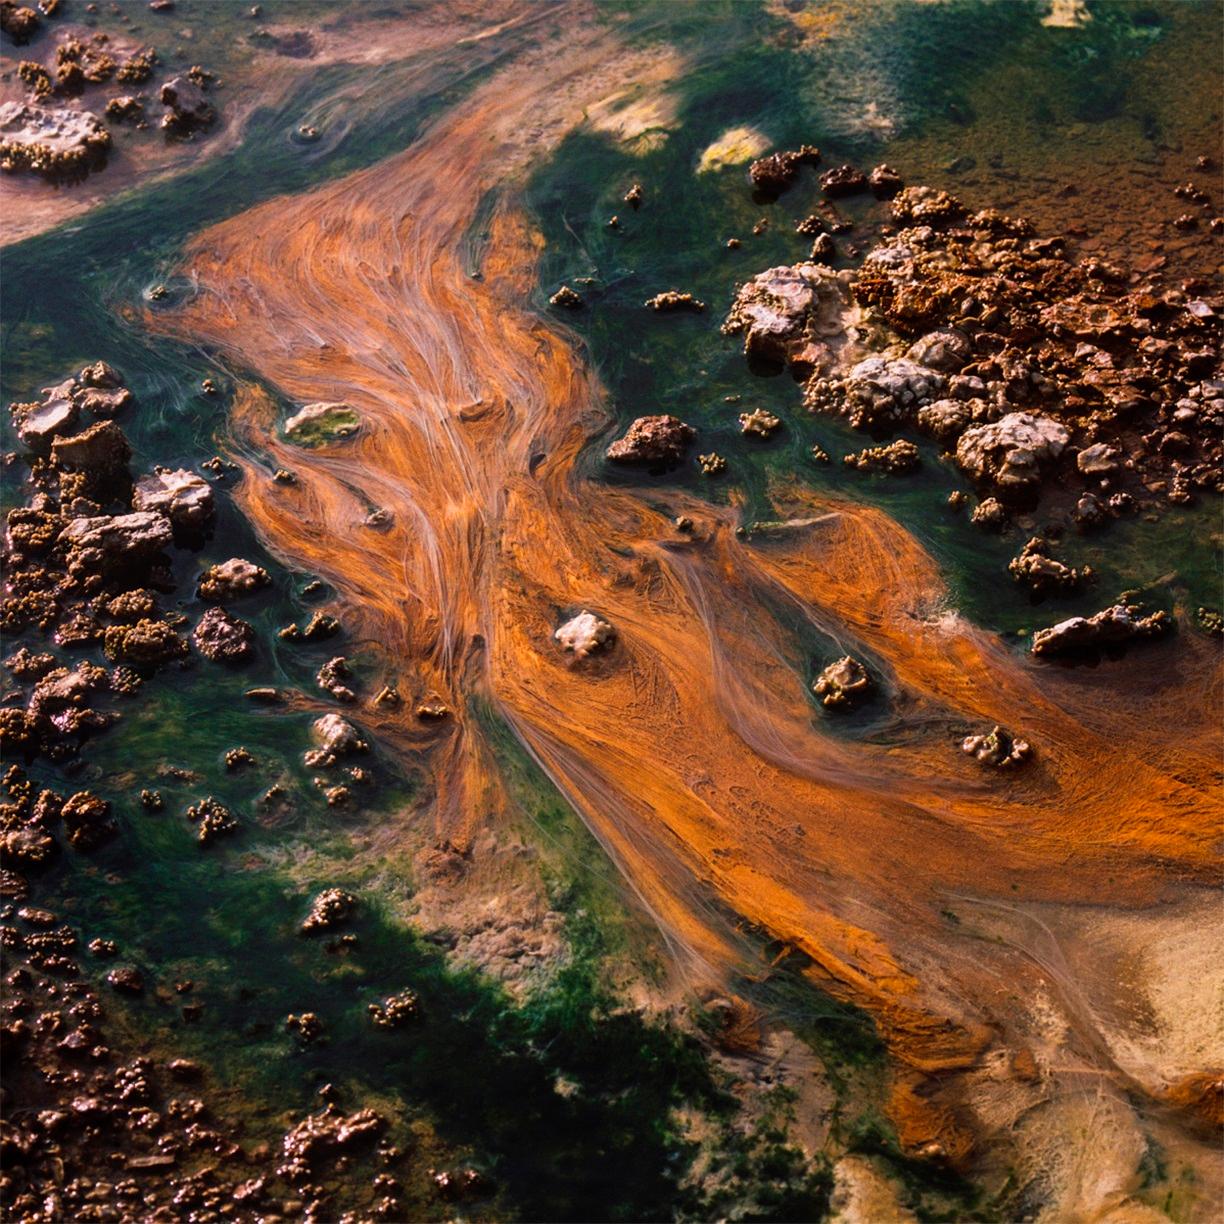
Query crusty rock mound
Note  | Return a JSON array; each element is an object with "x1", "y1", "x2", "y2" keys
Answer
[
  {"x1": 606, "y1": 415, "x2": 695, "y2": 467},
  {"x1": 748, "y1": 144, "x2": 820, "y2": 195},
  {"x1": 644, "y1": 290, "x2": 705, "y2": 313},
  {"x1": 1031, "y1": 603, "x2": 1170, "y2": 658},
  {"x1": 310, "y1": 712, "x2": 367, "y2": 758},
  {"x1": 738, "y1": 408, "x2": 780, "y2": 438},
  {"x1": 132, "y1": 467, "x2": 215, "y2": 533},
  {"x1": 555, "y1": 611, "x2": 614, "y2": 660},
  {"x1": 160, "y1": 75, "x2": 214, "y2": 134},
  {"x1": 722, "y1": 262, "x2": 860, "y2": 369},
  {"x1": 1008, "y1": 537, "x2": 1091, "y2": 595},
  {"x1": 0, "y1": 102, "x2": 110, "y2": 180},
  {"x1": 50, "y1": 420, "x2": 130, "y2": 473},
  {"x1": 819, "y1": 163, "x2": 867, "y2": 198},
  {"x1": 103, "y1": 618, "x2": 188, "y2": 666},
  {"x1": 549, "y1": 284, "x2": 582, "y2": 309},
  {"x1": 955, "y1": 413, "x2": 1069, "y2": 503},
  {"x1": 60, "y1": 513, "x2": 172, "y2": 579},
  {"x1": 813, "y1": 656, "x2": 872, "y2": 709},
  {"x1": 192, "y1": 607, "x2": 255, "y2": 664},
  {"x1": 197, "y1": 557, "x2": 271, "y2": 601},
  {"x1": 962, "y1": 725, "x2": 1032, "y2": 768},
  {"x1": 300, "y1": 887, "x2": 358, "y2": 935},
  {"x1": 843, "y1": 438, "x2": 920, "y2": 474}
]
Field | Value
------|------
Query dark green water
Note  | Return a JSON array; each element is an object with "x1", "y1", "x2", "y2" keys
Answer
[{"x1": 2, "y1": 1, "x2": 1220, "y2": 1219}]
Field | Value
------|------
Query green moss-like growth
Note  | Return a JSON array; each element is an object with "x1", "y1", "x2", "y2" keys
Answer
[{"x1": 283, "y1": 401, "x2": 362, "y2": 447}]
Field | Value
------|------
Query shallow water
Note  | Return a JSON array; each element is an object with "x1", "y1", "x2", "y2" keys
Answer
[{"x1": 2, "y1": 1, "x2": 1221, "y2": 1219}]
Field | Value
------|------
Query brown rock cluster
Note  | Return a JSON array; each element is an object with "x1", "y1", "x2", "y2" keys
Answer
[
  {"x1": 748, "y1": 144, "x2": 820, "y2": 195},
  {"x1": 813, "y1": 656, "x2": 872, "y2": 710},
  {"x1": 2, "y1": 5, "x2": 221, "y2": 184},
  {"x1": 725, "y1": 182, "x2": 1221, "y2": 519},
  {"x1": 0, "y1": 847, "x2": 414, "y2": 1220}
]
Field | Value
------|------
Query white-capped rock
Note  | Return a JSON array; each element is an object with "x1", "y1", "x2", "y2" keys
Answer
[{"x1": 555, "y1": 611, "x2": 615, "y2": 659}]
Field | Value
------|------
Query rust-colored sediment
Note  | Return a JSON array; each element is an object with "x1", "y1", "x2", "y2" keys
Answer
[{"x1": 153, "y1": 11, "x2": 1222, "y2": 1170}]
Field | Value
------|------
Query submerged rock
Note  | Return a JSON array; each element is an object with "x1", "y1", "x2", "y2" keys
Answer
[
  {"x1": 1031, "y1": 604, "x2": 1171, "y2": 657},
  {"x1": 606, "y1": 414, "x2": 695, "y2": 467},
  {"x1": 813, "y1": 656, "x2": 872, "y2": 709},
  {"x1": 555, "y1": 610, "x2": 614, "y2": 660},
  {"x1": 644, "y1": 290, "x2": 705, "y2": 313}
]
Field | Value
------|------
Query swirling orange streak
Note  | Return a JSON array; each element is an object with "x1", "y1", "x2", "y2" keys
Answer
[{"x1": 151, "y1": 18, "x2": 1222, "y2": 1161}]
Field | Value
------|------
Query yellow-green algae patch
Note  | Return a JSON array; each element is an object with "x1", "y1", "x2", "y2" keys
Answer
[{"x1": 697, "y1": 124, "x2": 769, "y2": 173}]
